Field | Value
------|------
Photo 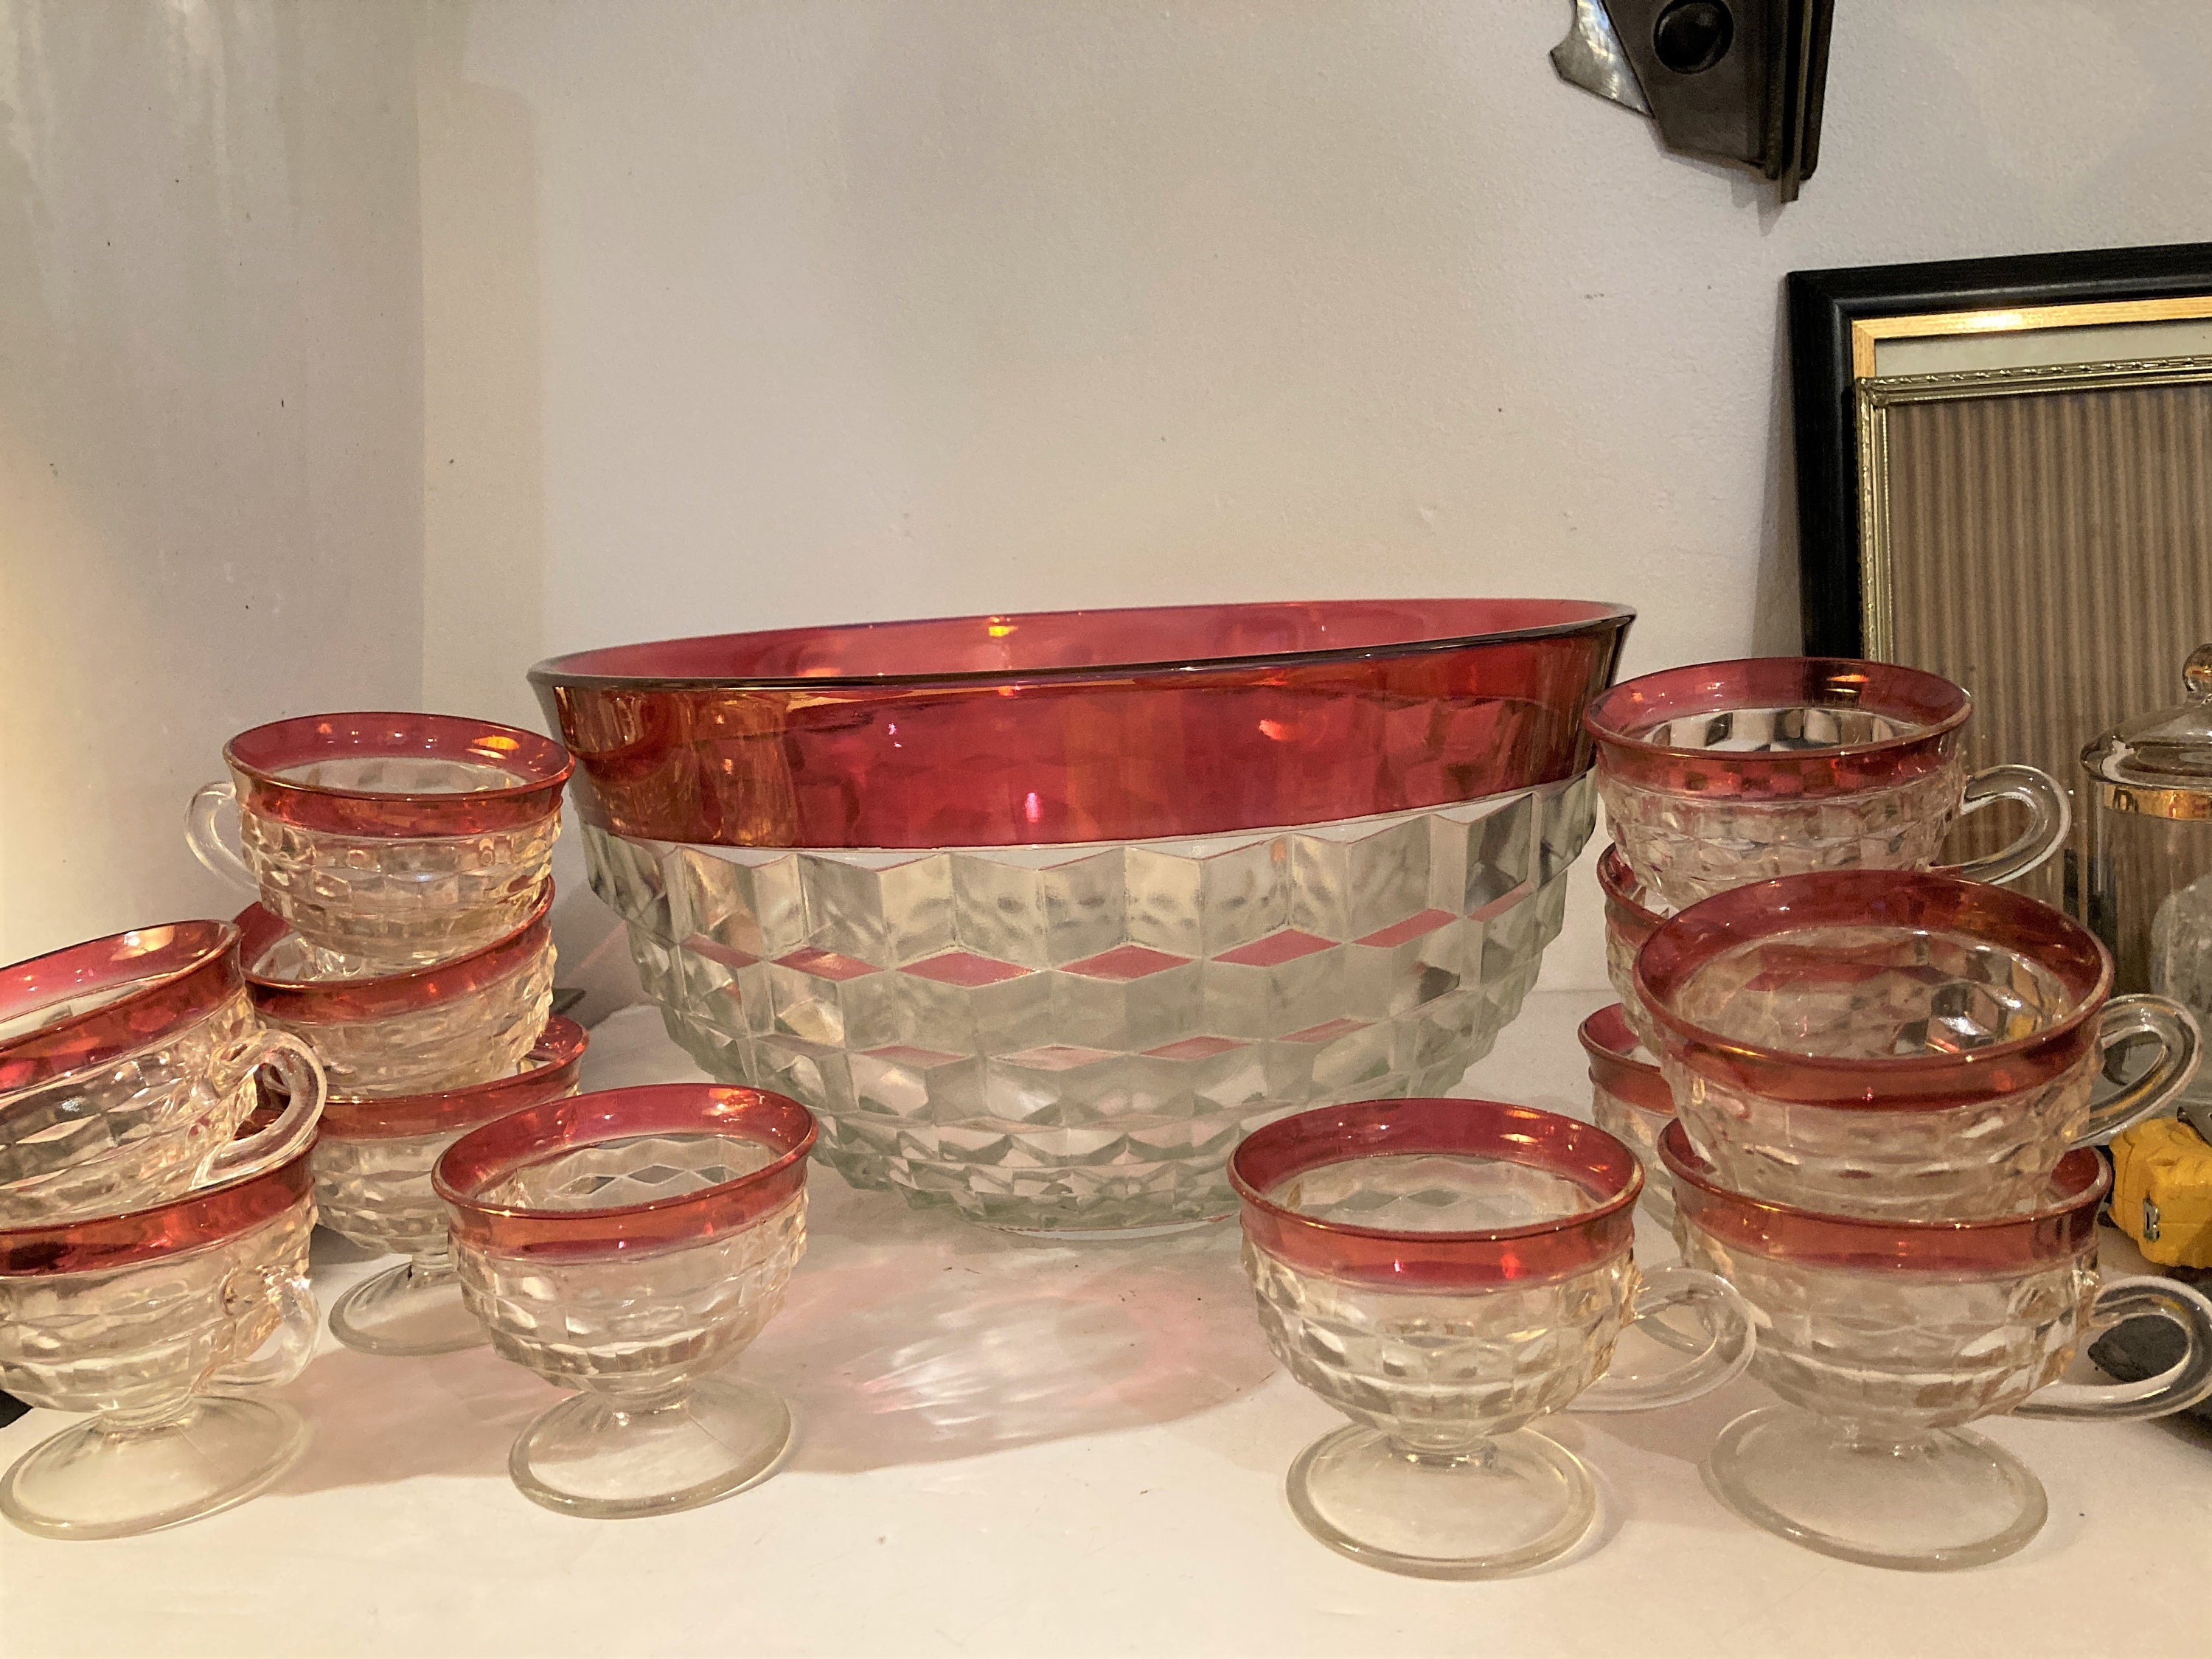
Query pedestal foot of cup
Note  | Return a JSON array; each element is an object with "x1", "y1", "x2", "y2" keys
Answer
[
  {"x1": 0, "y1": 1397, "x2": 307, "y2": 1540},
  {"x1": 509, "y1": 1372, "x2": 793, "y2": 1520},
  {"x1": 1284, "y1": 1423, "x2": 1595, "y2": 1578},
  {"x1": 1702, "y1": 1405, "x2": 2048, "y2": 1571},
  {"x1": 328, "y1": 1259, "x2": 487, "y2": 1357}
]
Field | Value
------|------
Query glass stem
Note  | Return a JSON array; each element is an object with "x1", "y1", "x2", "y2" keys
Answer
[
  {"x1": 1385, "y1": 1432, "x2": 1498, "y2": 1470},
  {"x1": 100, "y1": 1396, "x2": 198, "y2": 1435}
]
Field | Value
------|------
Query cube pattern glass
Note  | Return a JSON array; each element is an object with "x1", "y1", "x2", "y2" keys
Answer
[
  {"x1": 1602, "y1": 760, "x2": 1966, "y2": 914},
  {"x1": 1579, "y1": 1005, "x2": 1674, "y2": 1228},
  {"x1": 453, "y1": 1139, "x2": 806, "y2": 1400},
  {"x1": 1, "y1": 991, "x2": 263, "y2": 1225},
  {"x1": 1597, "y1": 847, "x2": 1666, "y2": 1048},
  {"x1": 250, "y1": 933, "x2": 554, "y2": 1099},
  {"x1": 1675, "y1": 1219, "x2": 2090, "y2": 1430},
  {"x1": 583, "y1": 775, "x2": 1593, "y2": 1231},
  {"x1": 237, "y1": 804, "x2": 559, "y2": 967},
  {"x1": 0, "y1": 1191, "x2": 313, "y2": 1416},
  {"x1": 313, "y1": 1022, "x2": 588, "y2": 1261},
  {"x1": 1248, "y1": 1237, "x2": 1632, "y2": 1451},
  {"x1": 1659, "y1": 921, "x2": 2094, "y2": 1219}
]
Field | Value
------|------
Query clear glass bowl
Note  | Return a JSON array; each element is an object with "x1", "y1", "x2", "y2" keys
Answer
[
  {"x1": 313, "y1": 1016, "x2": 588, "y2": 1357},
  {"x1": 436, "y1": 1082, "x2": 815, "y2": 1519},
  {"x1": 0, "y1": 1148, "x2": 320, "y2": 1539},
  {"x1": 1231, "y1": 1098, "x2": 1750, "y2": 1578},
  {"x1": 1663, "y1": 1124, "x2": 2212, "y2": 1570},
  {"x1": 532, "y1": 599, "x2": 1632, "y2": 1235},
  {"x1": 187, "y1": 712, "x2": 571, "y2": 969}
]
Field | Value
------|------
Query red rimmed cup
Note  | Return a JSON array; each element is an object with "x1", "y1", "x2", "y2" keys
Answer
[
  {"x1": 434, "y1": 1083, "x2": 815, "y2": 1519},
  {"x1": 0, "y1": 922, "x2": 325, "y2": 1226},
  {"x1": 238, "y1": 884, "x2": 556, "y2": 1099},
  {"x1": 1228, "y1": 1098, "x2": 1751, "y2": 1579},
  {"x1": 187, "y1": 712, "x2": 572, "y2": 968},
  {"x1": 1596, "y1": 845, "x2": 1669, "y2": 1047},
  {"x1": 1660, "y1": 1121, "x2": 2212, "y2": 1571},
  {"x1": 1585, "y1": 657, "x2": 2070, "y2": 911},
  {"x1": 1577, "y1": 1003, "x2": 1674, "y2": 1226},
  {"x1": 0, "y1": 1145, "x2": 320, "y2": 1540},
  {"x1": 1636, "y1": 869, "x2": 2202, "y2": 1220},
  {"x1": 313, "y1": 1016, "x2": 588, "y2": 1358}
]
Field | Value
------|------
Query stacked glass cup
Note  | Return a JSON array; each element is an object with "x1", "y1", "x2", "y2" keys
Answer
[
  {"x1": 187, "y1": 712, "x2": 578, "y2": 1358},
  {"x1": 0, "y1": 918, "x2": 329, "y2": 1539},
  {"x1": 1584, "y1": 656, "x2": 2212, "y2": 1571}
]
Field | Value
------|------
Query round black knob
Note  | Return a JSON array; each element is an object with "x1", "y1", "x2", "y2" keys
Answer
[{"x1": 1653, "y1": 0, "x2": 1734, "y2": 75}]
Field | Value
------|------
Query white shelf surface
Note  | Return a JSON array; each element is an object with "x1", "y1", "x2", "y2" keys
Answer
[{"x1": 6, "y1": 989, "x2": 2208, "y2": 1658}]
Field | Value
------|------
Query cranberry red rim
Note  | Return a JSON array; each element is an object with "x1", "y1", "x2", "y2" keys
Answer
[
  {"x1": 0, "y1": 921, "x2": 243, "y2": 1093},
  {"x1": 531, "y1": 599, "x2": 1632, "y2": 849},
  {"x1": 1635, "y1": 870, "x2": 2112, "y2": 1108},
  {"x1": 319, "y1": 1016, "x2": 588, "y2": 1138},
  {"x1": 1597, "y1": 845, "x2": 1666, "y2": 940},
  {"x1": 0, "y1": 1145, "x2": 313, "y2": 1277},
  {"x1": 1230, "y1": 1098, "x2": 1641, "y2": 1289},
  {"x1": 226, "y1": 712, "x2": 572, "y2": 838},
  {"x1": 1585, "y1": 657, "x2": 1969, "y2": 758},
  {"x1": 1658, "y1": 1119, "x2": 2105, "y2": 1271},
  {"x1": 1578, "y1": 1004, "x2": 1674, "y2": 1119},
  {"x1": 237, "y1": 883, "x2": 553, "y2": 1023},
  {"x1": 529, "y1": 599, "x2": 1635, "y2": 691},
  {"x1": 435, "y1": 1083, "x2": 817, "y2": 1258},
  {"x1": 1584, "y1": 658, "x2": 1968, "y2": 798}
]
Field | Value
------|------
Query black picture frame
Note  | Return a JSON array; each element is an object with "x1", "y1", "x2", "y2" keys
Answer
[{"x1": 1787, "y1": 240, "x2": 2212, "y2": 655}]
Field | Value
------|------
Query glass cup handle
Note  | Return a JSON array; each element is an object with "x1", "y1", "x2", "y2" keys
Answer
[
  {"x1": 1571, "y1": 1265, "x2": 1756, "y2": 1413},
  {"x1": 200, "y1": 1032, "x2": 327, "y2": 1187},
  {"x1": 2014, "y1": 1276, "x2": 2212, "y2": 1422},
  {"x1": 186, "y1": 780, "x2": 259, "y2": 891},
  {"x1": 205, "y1": 1265, "x2": 319, "y2": 1393},
  {"x1": 2076, "y1": 994, "x2": 2202, "y2": 1144},
  {"x1": 1947, "y1": 763, "x2": 2072, "y2": 887}
]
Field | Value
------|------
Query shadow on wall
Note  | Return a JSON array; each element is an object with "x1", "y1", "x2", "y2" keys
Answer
[{"x1": 0, "y1": 1, "x2": 424, "y2": 961}]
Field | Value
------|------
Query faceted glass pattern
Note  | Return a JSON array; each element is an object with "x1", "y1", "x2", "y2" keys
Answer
[
  {"x1": 252, "y1": 936, "x2": 554, "y2": 1099},
  {"x1": 1590, "y1": 1084, "x2": 1674, "y2": 1229},
  {"x1": 0, "y1": 1192, "x2": 315, "y2": 1417},
  {"x1": 1602, "y1": 759, "x2": 1966, "y2": 913},
  {"x1": 1663, "y1": 925, "x2": 2093, "y2": 1219},
  {"x1": 1676, "y1": 1214, "x2": 2093, "y2": 1431},
  {"x1": 1248, "y1": 1240, "x2": 1633, "y2": 1451},
  {"x1": 236, "y1": 796, "x2": 558, "y2": 967},
  {"x1": 453, "y1": 1140, "x2": 805, "y2": 1401},
  {"x1": 1, "y1": 990, "x2": 273, "y2": 1225},
  {"x1": 585, "y1": 776, "x2": 1593, "y2": 1231},
  {"x1": 316, "y1": 1125, "x2": 483, "y2": 1259}
]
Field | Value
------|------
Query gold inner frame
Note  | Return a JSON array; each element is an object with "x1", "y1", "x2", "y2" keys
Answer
[
  {"x1": 1848, "y1": 296, "x2": 2212, "y2": 380},
  {"x1": 1855, "y1": 352, "x2": 2212, "y2": 658}
]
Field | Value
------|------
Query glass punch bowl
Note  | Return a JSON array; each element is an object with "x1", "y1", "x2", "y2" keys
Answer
[{"x1": 532, "y1": 599, "x2": 1632, "y2": 1235}]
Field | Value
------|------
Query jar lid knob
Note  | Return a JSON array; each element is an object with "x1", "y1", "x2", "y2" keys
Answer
[{"x1": 2188, "y1": 644, "x2": 2212, "y2": 700}]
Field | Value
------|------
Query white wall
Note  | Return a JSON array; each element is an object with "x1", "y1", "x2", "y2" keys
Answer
[
  {"x1": 0, "y1": 1, "x2": 423, "y2": 961},
  {"x1": 10, "y1": 1, "x2": 2212, "y2": 982},
  {"x1": 417, "y1": 0, "x2": 2212, "y2": 988}
]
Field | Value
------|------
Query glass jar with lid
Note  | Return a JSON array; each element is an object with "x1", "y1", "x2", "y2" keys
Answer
[{"x1": 2083, "y1": 644, "x2": 2212, "y2": 1129}]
